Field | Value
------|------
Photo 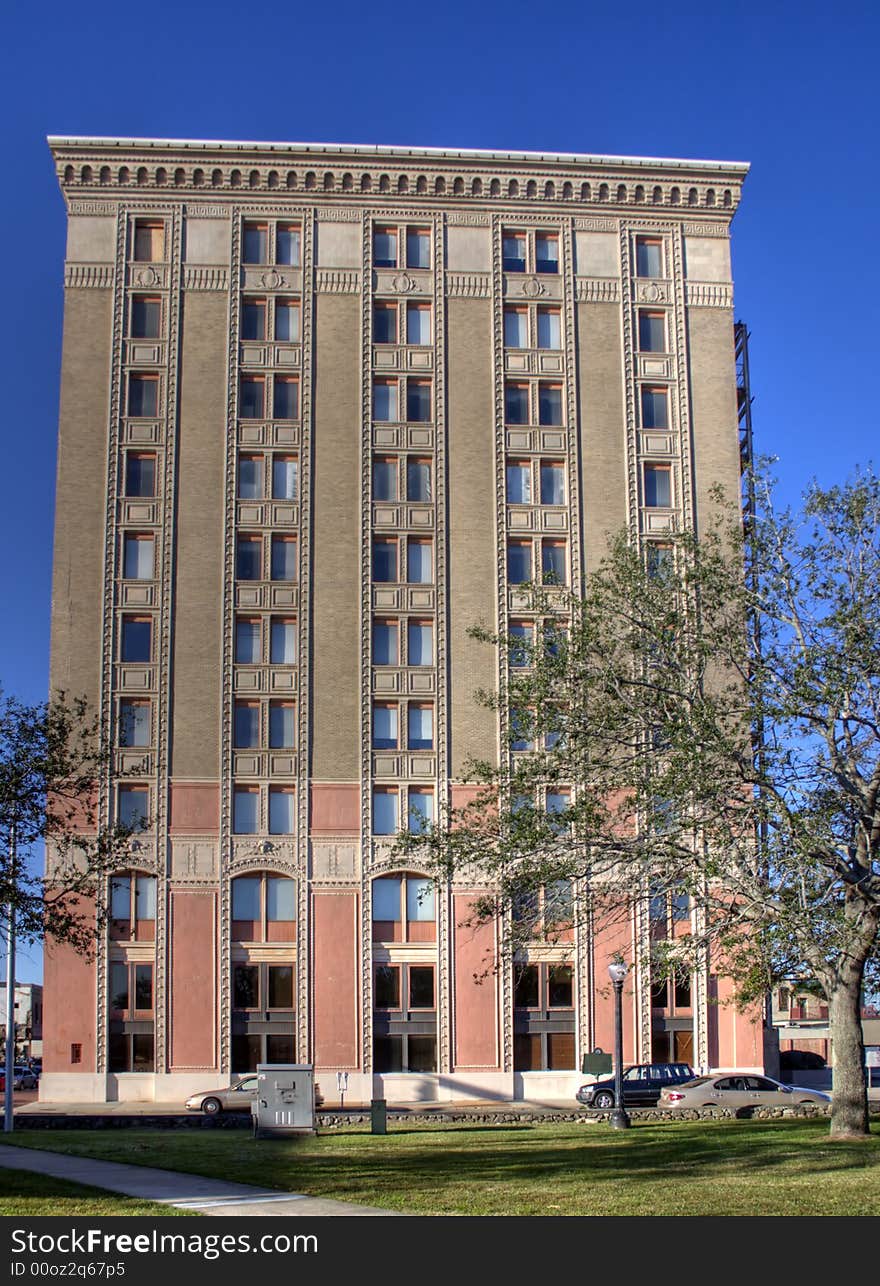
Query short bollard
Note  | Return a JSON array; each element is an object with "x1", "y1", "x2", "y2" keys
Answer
[{"x1": 371, "y1": 1098, "x2": 387, "y2": 1135}]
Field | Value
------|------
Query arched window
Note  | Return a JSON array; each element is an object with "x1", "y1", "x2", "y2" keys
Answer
[{"x1": 231, "y1": 871, "x2": 296, "y2": 941}]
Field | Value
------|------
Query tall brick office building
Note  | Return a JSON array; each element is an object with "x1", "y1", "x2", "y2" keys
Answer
[{"x1": 43, "y1": 137, "x2": 760, "y2": 1103}]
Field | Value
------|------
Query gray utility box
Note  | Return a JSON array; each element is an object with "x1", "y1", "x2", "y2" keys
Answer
[{"x1": 252, "y1": 1064, "x2": 315, "y2": 1137}]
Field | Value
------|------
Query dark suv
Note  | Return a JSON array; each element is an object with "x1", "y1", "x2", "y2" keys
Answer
[{"x1": 576, "y1": 1062, "x2": 694, "y2": 1108}]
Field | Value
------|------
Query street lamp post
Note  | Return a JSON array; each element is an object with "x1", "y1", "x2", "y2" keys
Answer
[{"x1": 607, "y1": 958, "x2": 631, "y2": 1130}]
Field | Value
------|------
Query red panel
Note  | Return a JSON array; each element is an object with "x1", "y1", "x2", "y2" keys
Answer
[
  {"x1": 453, "y1": 895, "x2": 500, "y2": 1068},
  {"x1": 169, "y1": 782, "x2": 220, "y2": 833},
  {"x1": 310, "y1": 783, "x2": 361, "y2": 834},
  {"x1": 170, "y1": 889, "x2": 217, "y2": 1069},
  {"x1": 43, "y1": 895, "x2": 97, "y2": 1073},
  {"x1": 313, "y1": 892, "x2": 359, "y2": 1067},
  {"x1": 591, "y1": 912, "x2": 637, "y2": 1063}
]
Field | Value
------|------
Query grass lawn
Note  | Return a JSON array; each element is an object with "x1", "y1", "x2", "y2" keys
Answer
[
  {"x1": 0, "y1": 1168, "x2": 194, "y2": 1217},
  {"x1": 5, "y1": 1117, "x2": 880, "y2": 1216}
]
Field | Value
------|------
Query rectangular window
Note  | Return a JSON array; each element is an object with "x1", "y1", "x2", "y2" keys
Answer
[
  {"x1": 123, "y1": 535, "x2": 154, "y2": 580},
  {"x1": 121, "y1": 616, "x2": 151, "y2": 663},
  {"x1": 636, "y1": 237, "x2": 663, "y2": 277},
  {"x1": 272, "y1": 456, "x2": 298, "y2": 500},
  {"x1": 407, "y1": 539, "x2": 432, "y2": 584},
  {"x1": 125, "y1": 454, "x2": 156, "y2": 498},
  {"x1": 407, "y1": 620, "x2": 432, "y2": 666},
  {"x1": 275, "y1": 300, "x2": 300, "y2": 343},
  {"x1": 269, "y1": 702, "x2": 295, "y2": 749},
  {"x1": 268, "y1": 964, "x2": 294, "y2": 1009},
  {"x1": 241, "y1": 300, "x2": 266, "y2": 342},
  {"x1": 236, "y1": 536, "x2": 262, "y2": 581},
  {"x1": 373, "y1": 304, "x2": 397, "y2": 344},
  {"x1": 504, "y1": 308, "x2": 529, "y2": 348},
  {"x1": 237, "y1": 455, "x2": 264, "y2": 499},
  {"x1": 119, "y1": 699, "x2": 150, "y2": 748},
  {"x1": 372, "y1": 876, "x2": 401, "y2": 921},
  {"x1": 235, "y1": 618, "x2": 261, "y2": 664},
  {"x1": 373, "y1": 540, "x2": 398, "y2": 583},
  {"x1": 511, "y1": 708, "x2": 533, "y2": 751},
  {"x1": 507, "y1": 462, "x2": 531, "y2": 505},
  {"x1": 407, "y1": 704, "x2": 433, "y2": 750},
  {"x1": 276, "y1": 225, "x2": 300, "y2": 266},
  {"x1": 372, "y1": 703, "x2": 398, "y2": 749},
  {"x1": 507, "y1": 542, "x2": 532, "y2": 584},
  {"x1": 409, "y1": 965, "x2": 435, "y2": 1008},
  {"x1": 538, "y1": 384, "x2": 563, "y2": 426},
  {"x1": 514, "y1": 965, "x2": 540, "y2": 1008},
  {"x1": 406, "y1": 305, "x2": 431, "y2": 345},
  {"x1": 234, "y1": 701, "x2": 259, "y2": 748},
  {"x1": 131, "y1": 297, "x2": 161, "y2": 339},
  {"x1": 640, "y1": 387, "x2": 669, "y2": 429},
  {"x1": 273, "y1": 378, "x2": 299, "y2": 420},
  {"x1": 110, "y1": 962, "x2": 129, "y2": 1011},
  {"x1": 135, "y1": 874, "x2": 155, "y2": 918},
  {"x1": 270, "y1": 618, "x2": 296, "y2": 664},
  {"x1": 270, "y1": 536, "x2": 297, "y2": 581},
  {"x1": 372, "y1": 458, "x2": 398, "y2": 501},
  {"x1": 546, "y1": 791, "x2": 570, "y2": 829},
  {"x1": 537, "y1": 309, "x2": 561, "y2": 349},
  {"x1": 638, "y1": 311, "x2": 666, "y2": 352},
  {"x1": 110, "y1": 877, "x2": 132, "y2": 920},
  {"x1": 540, "y1": 461, "x2": 565, "y2": 505},
  {"x1": 535, "y1": 234, "x2": 559, "y2": 274},
  {"x1": 134, "y1": 963, "x2": 153, "y2": 1011},
  {"x1": 644, "y1": 464, "x2": 672, "y2": 508},
  {"x1": 674, "y1": 970, "x2": 692, "y2": 1009},
  {"x1": 233, "y1": 788, "x2": 259, "y2": 834},
  {"x1": 406, "y1": 229, "x2": 430, "y2": 269},
  {"x1": 243, "y1": 223, "x2": 268, "y2": 264},
  {"x1": 372, "y1": 788, "x2": 398, "y2": 835},
  {"x1": 267, "y1": 876, "x2": 296, "y2": 920},
  {"x1": 128, "y1": 375, "x2": 158, "y2": 418},
  {"x1": 373, "y1": 228, "x2": 398, "y2": 268},
  {"x1": 406, "y1": 459, "x2": 431, "y2": 502},
  {"x1": 118, "y1": 786, "x2": 148, "y2": 831},
  {"x1": 505, "y1": 384, "x2": 530, "y2": 424},
  {"x1": 407, "y1": 878, "x2": 435, "y2": 922},
  {"x1": 548, "y1": 964, "x2": 573, "y2": 1007},
  {"x1": 133, "y1": 221, "x2": 164, "y2": 262},
  {"x1": 503, "y1": 233, "x2": 526, "y2": 273},
  {"x1": 373, "y1": 619, "x2": 398, "y2": 665},
  {"x1": 647, "y1": 543, "x2": 673, "y2": 577},
  {"x1": 408, "y1": 789, "x2": 434, "y2": 833},
  {"x1": 373, "y1": 380, "x2": 398, "y2": 422},
  {"x1": 233, "y1": 964, "x2": 259, "y2": 1009},
  {"x1": 406, "y1": 382, "x2": 431, "y2": 422},
  {"x1": 509, "y1": 621, "x2": 534, "y2": 667},
  {"x1": 239, "y1": 377, "x2": 265, "y2": 419},
  {"x1": 232, "y1": 876, "x2": 260, "y2": 920},
  {"x1": 268, "y1": 788, "x2": 294, "y2": 835},
  {"x1": 374, "y1": 964, "x2": 401, "y2": 1009}
]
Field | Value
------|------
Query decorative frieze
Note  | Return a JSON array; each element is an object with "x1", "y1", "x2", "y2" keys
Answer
[
  {"x1": 185, "y1": 205, "x2": 229, "y2": 218},
  {"x1": 685, "y1": 281, "x2": 733, "y2": 308},
  {"x1": 315, "y1": 269, "x2": 360, "y2": 294},
  {"x1": 683, "y1": 222, "x2": 728, "y2": 237},
  {"x1": 575, "y1": 277, "x2": 620, "y2": 303},
  {"x1": 446, "y1": 212, "x2": 491, "y2": 226},
  {"x1": 316, "y1": 208, "x2": 361, "y2": 222},
  {"x1": 183, "y1": 266, "x2": 229, "y2": 291},
  {"x1": 445, "y1": 272, "x2": 491, "y2": 298},
  {"x1": 64, "y1": 263, "x2": 114, "y2": 289},
  {"x1": 573, "y1": 217, "x2": 618, "y2": 232},
  {"x1": 67, "y1": 200, "x2": 117, "y2": 215}
]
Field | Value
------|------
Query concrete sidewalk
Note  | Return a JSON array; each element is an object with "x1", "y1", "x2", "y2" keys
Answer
[{"x1": 0, "y1": 1144, "x2": 401, "y2": 1217}]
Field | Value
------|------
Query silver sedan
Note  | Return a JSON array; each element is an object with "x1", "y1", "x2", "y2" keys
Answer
[
  {"x1": 660, "y1": 1073, "x2": 831, "y2": 1110},
  {"x1": 185, "y1": 1075, "x2": 258, "y2": 1115}
]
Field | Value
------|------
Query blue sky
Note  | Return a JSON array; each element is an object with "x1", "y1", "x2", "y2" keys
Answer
[{"x1": 1, "y1": 0, "x2": 877, "y2": 980}]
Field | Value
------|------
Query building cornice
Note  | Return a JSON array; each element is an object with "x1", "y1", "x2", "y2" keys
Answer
[{"x1": 49, "y1": 137, "x2": 748, "y2": 222}]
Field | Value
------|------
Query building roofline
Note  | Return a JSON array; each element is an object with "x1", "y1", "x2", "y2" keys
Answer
[{"x1": 47, "y1": 135, "x2": 750, "y2": 176}]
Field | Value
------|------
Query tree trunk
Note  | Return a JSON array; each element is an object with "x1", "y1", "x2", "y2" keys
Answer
[{"x1": 829, "y1": 966, "x2": 869, "y2": 1138}]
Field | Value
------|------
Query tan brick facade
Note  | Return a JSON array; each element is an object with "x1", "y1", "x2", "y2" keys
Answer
[{"x1": 43, "y1": 138, "x2": 756, "y2": 1104}]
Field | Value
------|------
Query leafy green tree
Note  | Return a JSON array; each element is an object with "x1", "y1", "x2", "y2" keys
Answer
[
  {"x1": 399, "y1": 467, "x2": 880, "y2": 1138},
  {"x1": 0, "y1": 691, "x2": 134, "y2": 953}
]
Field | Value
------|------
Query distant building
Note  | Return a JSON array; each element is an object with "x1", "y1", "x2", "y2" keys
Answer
[
  {"x1": 44, "y1": 136, "x2": 757, "y2": 1104},
  {"x1": 0, "y1": 983, "x2": 43, "y2": 1060}
]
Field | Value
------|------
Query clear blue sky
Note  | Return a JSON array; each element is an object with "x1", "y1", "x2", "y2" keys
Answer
[{"x1": 1, "y1": 0, "x2": 877, "y2": 980}]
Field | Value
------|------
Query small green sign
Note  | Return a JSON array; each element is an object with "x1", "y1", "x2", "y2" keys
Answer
[{"x1": 582, "y1": 1052, "x2": 613, "y2": 1076}]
